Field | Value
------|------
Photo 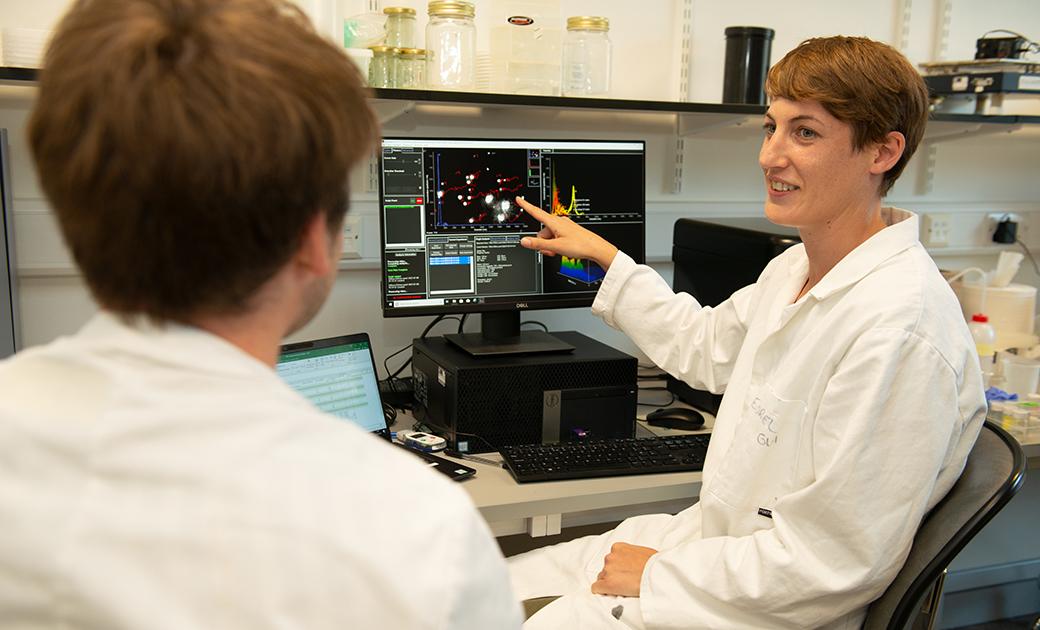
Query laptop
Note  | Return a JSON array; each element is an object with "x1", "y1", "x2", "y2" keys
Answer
[{"x1": 276, "y1": 333, "x2": 476, "y2": 481}]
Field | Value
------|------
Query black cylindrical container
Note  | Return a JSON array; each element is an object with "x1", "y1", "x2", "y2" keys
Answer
[{"x1": 722, "y1": 26, "x2": 775, "y2": 104}]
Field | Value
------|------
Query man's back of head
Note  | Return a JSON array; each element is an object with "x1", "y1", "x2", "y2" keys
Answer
[
  {"x1": 2, "y1": 2, "x2": 523, "y2": 628},
  {"x1": 29, "y1": 0, "x2": 378, "y2": 324}
]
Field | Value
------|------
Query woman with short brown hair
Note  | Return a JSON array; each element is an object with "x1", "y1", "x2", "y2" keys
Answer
[{"x1": 509, "y1": 36, "x2": 985, "y2": 630}]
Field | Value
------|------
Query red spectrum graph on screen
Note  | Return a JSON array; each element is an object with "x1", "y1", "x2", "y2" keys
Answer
[{"x1": 551, "y1": 173, "x2": 583, "y2": 217}]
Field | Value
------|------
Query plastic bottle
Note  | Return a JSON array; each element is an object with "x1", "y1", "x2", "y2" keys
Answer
[
  {"x1": 343, "y1": 12, "x2": 387, "y2": 49},
  {"x1": 969, "y1": 313, "x2": 996, "y2": 367},
  {"x1": 490, "y1": 0, "x2": 563, "y2": 96}
]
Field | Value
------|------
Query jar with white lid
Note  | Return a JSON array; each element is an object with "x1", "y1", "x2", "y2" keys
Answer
[
  {"x1": 383, "y1": 7, "x2": 416, "y2": 48},
  {"x1": 426, "y1": 1, "x2": 476, "y2": 91},
  {"x1": 562, "y1": 16, "x2": 611, "y2": 97}
]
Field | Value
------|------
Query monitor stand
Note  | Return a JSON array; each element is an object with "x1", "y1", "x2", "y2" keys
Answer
[{"x1": 443, "y1": 311, "x2": 575, "y2": 357}]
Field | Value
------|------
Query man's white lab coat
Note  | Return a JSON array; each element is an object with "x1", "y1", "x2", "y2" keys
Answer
[
  {"x1": 510, "y1": 209, "x2": 986, "y2": 629},
  {"x1": 0, "y1": 313, "x2": 522, "y2": 630}
]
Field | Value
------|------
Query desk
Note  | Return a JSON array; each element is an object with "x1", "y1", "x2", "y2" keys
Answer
[
  {"x1": 442, "y1": 418, "x2": 713, "y2": 537},
  {"x1": 434, "y1": 418, "x2": 1040, "y2": 539}
]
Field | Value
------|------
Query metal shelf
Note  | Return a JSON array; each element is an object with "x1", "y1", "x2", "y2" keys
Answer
[
  {"x1": 6, "y1": 67, "x2": 1036, "y2": 126},
  {"x1": 5, "y1": 66, "x2": 1038, "y2": 194}
]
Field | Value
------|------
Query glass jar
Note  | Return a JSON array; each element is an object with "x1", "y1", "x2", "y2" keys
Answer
[
  {"x1": 413, "y1": 49, "x2": 427, "y2": 88},
  {"x1": 562, "y1": 16, "x2": 611, "y2": 97},
  {"x1": 395, "y1": 48, "x2": 427, "y2": 89},
  {"x1": 426, "y1": 1, "x2": 476, "y2": 91},
  {"x1": 368, "y1": 45, "x2": 395, "y2": 88},
  {"x1": 383, "y1": 7, "x2": 416, "y2": 48}
]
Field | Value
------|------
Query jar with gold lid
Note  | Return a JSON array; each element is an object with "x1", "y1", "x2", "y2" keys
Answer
[
  {"x1": 426, "y1": 1, "x2": 476, "y2": 91},
  {"x1": 562, "y1": 16, "x2": 611, "y2": 97},
  {"x1": 383, "y1": 7, "x2": 416, "y2": 48},
  {"x1": 368, "y1": 45, "x2": 396, "y2": 88}
]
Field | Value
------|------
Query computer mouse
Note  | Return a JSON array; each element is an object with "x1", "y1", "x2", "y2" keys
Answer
[{"x1": 645, "y1": 407, "x2": 705, "y2": 431}]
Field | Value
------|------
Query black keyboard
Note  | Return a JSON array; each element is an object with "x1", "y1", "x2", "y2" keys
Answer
[{"x1": 499, "y1": 434, "x2": 710, "y2": 483}]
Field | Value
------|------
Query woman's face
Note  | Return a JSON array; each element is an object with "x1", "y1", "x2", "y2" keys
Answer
[{"x1": 758, "y1": 98, "x2": 881, "y2": 230}]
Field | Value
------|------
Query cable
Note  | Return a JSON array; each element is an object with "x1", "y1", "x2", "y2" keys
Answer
[
  {"x1": 381, "y1": 314, "x2": 463, "y2": 401},
  {"x1": 1016, "y1": 239, "x2": 1040, "y2": 276},
  {"x1": 520, "y1": 320, "x2": 549, "y2": 332},
  {"x1": 382, "y1": 402, "x2": 398, "y2": 426},
  {"x1": 383, "y1": 315, "x2": 462, "y2": 379}
]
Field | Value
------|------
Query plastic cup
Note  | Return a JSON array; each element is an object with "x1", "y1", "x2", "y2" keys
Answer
[{"x1": 1001, "y1": 356, "x2": 1040, "y2": 396}]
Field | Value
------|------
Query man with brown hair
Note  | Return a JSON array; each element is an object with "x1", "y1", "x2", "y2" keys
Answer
[
  {"x1": 0, "y1": 0, "x2": 521, "y2": 628},
  {"x1": 509, "y1": 36, "x2": 984, "y2": 629}
]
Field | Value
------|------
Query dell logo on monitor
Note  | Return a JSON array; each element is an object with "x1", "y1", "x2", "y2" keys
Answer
[{"x1": 516, "y1": 302, "x2": 529, "y2": 309}]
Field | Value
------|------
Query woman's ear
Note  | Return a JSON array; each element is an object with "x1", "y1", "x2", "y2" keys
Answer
[{"x1": 869, "y1": 131, "x2": 906, "y2": 177}]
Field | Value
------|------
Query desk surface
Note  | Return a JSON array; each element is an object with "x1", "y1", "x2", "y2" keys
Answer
[
  {"x1": 429, "y1": 414, "x2": 1040, "y2": 537},
  {"x1": 439, "y1": 413, "x2": 713, "y2": 536}
]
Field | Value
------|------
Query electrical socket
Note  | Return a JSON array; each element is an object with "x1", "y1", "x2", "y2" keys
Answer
[
  {"x1": 922, "y1": 213, "x2": 951, "y2": 247},
  {"x1": 341, "y1": 215, "x2": 362, "y2": 259}
]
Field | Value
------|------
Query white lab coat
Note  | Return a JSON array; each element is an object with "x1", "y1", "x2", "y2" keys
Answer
[
  {"x1": 510, "y1": 208, "x2": 986, "y2": 630},
  {"x1": 0, "y1": 313, "x2": 522, "y2": 630}
]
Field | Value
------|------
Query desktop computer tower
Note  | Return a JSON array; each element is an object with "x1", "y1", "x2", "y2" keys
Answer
[{"x1": 411, "y1": 331, "x2": 638, "y2": 453}]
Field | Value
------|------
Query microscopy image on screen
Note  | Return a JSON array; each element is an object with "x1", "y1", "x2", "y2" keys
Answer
[
  {"x1": 427, "y1": 148, "x2": 541, "y2": 230},
  {"x1": 541, "y1": 222, "x2": 643, "y2": 294},
  {"x1": 544, "y1": 152, "x2": 644, "y2": 223}
]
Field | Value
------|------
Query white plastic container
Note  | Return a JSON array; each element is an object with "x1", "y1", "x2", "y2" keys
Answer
[
  {"x1": 1001, "y1": 355, "x2": 1040, "y2": 397},
  {"x1": 344, "y1": 48, "x2": 373, "y2": 83},
  {"x1": 426, "y1": 1, "x2": 477, "y2": 91},
  {"x1": 969, "y1": 313, "x2": 996, "y2": 358},
  {"x1": 489, "y1": 0, "x2": 562, "y2": 96},
  {"x1": 562, "y1": 16, "x2": 611, "y2": 97},
  {"x1": 952, "y1": 281, "x2": 1037, "y2": 350}
]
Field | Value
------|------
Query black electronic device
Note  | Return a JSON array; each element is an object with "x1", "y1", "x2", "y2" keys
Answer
[
  {"x1": 378, "y1": 137, "x2": 645, "y2": 356},
  {"x1": 976, "y1": 36, "x2": 1031, "y2": 60},
  {"x1": 1, "y1": 129, "x2": 18, "y2": 358},
  {"x1": 411, "y1": 331, "x2": 637, "y2": 453},
  {"x1": 668, "y1": 218, "x2": 800, "y2": 415},
  {"x1": 646, "y1": 407, "x2": 705, "y2": 430},
  {"x1": 499, "y1": 433, "x2": 710, "y2": 483}
]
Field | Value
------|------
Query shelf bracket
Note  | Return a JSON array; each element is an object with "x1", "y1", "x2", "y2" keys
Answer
[
  {"x1": 371, "y1": 99, "x2": 416, "y2": 124},
  {"x1": 676, "y1": 112, "x2": 760, "y2": 137},
  {"x1": 671, "y1": 0, "x2": 693, "y2": 194},
  {"x1": 672, "y1": 137, "x2": 686, "y2": 194}
]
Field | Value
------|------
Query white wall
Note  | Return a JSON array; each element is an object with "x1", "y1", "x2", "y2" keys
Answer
[{"x1": 3, "y1": 0, "x2": 1040, "y2": 363}]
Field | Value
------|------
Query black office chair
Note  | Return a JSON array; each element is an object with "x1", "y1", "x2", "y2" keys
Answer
[{"x1": 863, "y1": 420, "x2": 1027, "y2": 630}]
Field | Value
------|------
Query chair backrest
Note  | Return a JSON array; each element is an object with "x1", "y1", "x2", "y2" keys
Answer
[{"x1": 863, "y1": 421, "x2": 1027, "y2": 630}]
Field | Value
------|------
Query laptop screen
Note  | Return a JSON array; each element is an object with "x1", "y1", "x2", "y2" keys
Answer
[{"x1": 276, "y1": 334, "x2": 387, "y2": 434}]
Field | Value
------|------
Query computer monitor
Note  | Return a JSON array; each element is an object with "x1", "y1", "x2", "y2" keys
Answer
[
  {"x1": 379, "y1": 137, "x2": 645, "y2": 356},
  {"x1": 668, "y1": 218, "x2": 800, "y2": 413}
]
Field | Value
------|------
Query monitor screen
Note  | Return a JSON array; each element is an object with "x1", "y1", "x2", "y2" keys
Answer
[{"x1": 379, "y1": 138, "x2": 645, "y2": 319}]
